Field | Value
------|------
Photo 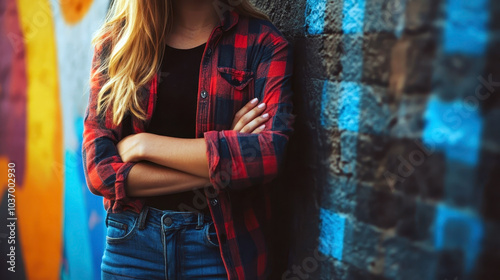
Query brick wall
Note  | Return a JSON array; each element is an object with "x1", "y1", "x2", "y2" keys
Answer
[{"x1": 254, "y1": 0, "x2": 500, "y2": 279}]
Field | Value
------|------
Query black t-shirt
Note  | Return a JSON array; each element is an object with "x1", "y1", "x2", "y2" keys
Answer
[{"x1": 144, "y1": 42, "x2": 210, "y2": 214}]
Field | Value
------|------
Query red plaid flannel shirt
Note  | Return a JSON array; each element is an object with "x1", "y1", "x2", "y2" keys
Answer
[{"x1": 82, "y1": 9, "x2": 295, "y2": 279}]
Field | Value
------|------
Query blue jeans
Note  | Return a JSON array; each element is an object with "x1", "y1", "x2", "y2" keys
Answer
[{"x1": 101, "y1": 206, "x2": 228, "y2": 279}]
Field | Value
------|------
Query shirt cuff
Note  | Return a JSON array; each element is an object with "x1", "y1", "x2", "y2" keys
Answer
[
  {"x1": 114, "y1": 161, "x2": 139, "y2": 201},
  {"x1": 204, "y1": 130, "x2": 223, "y2": 192}
]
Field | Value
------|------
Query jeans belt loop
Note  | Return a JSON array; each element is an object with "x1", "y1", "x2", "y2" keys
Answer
[
  {"x1": 196, "y1": 212, "x2": 204, "y2": 230},
  {"x1": 138, "y1": 206, "x2": 149, "y2": 230},
  {"x1": 105, "y1": 211, "x2": 110, "y2": 228}
]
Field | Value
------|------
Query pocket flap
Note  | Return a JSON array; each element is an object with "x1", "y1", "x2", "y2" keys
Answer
[{"x1": 217, "y1": 67, "x2": 254, "y2": 90}]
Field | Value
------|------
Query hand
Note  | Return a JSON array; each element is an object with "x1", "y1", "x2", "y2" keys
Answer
[
  {"x1": 230, "y1": 98, "x2": 269, "y2": 133},
  {"x1": 117, "y1": 133, "x2": 146, "y2": 163}
]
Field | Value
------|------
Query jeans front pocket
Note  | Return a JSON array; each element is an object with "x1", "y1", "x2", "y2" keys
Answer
[{"x1": 105, "y1": 211, "x2": 139, "y2": 244}]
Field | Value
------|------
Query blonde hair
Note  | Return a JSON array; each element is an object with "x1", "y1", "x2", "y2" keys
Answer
[{"x1": 91, "y1": 0, "x2": 270, "y2": 126}]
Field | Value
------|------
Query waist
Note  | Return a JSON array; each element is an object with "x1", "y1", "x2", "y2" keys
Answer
[
  {"x1": 107, "y1": 206, "x2": 213, "y2": 229},
  {"x1": 144, "y1": 190, "x2": 211, "y2": 215}
]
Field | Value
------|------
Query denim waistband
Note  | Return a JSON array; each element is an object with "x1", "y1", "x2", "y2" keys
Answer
[
  {"x1": 148, "y1": 206, "x2": 212, "y2": 228},
  {"x1": 108, "y1": 206, "x2": 213, "y2": 230}
]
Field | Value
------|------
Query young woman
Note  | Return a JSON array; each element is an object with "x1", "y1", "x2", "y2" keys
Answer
[{"x1": 82, "y1": 0, "x2": 295, "y2": 279}]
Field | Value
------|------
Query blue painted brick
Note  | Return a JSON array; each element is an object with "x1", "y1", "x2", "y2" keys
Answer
[
  {"x1": 338, "y1": 82, "x2": 362, "y2": 132},
  {"x1": 319, "y1": 208, "x2": 346, "y2": 261},
  {"x1": 443, "y1": 0, "x2": 490, "y2": 55},
  {"x1": 422, "y1": 95, "x2": 483, "y2": 166},
  {"x1": 342, "y1": 0, "x2": 366, "y2": 34},
  {"x1": 434, "y1": 203, "x2": 484, "y2": 273},
  {"x1": 305, "y1": 0, "x2": 327, "y2": 34}
]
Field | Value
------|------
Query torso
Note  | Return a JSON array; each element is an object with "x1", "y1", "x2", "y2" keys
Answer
[
  {"x1": 143, "y1": 41, "x2": 210, "y2": 214},
  {"x1": 141, "y1": 18, "x2": 219, "y2": 213}
]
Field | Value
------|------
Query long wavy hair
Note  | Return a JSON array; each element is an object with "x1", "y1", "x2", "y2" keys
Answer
[{"x1": 91, "y1": 0, "x2": 270, "y2": 126}]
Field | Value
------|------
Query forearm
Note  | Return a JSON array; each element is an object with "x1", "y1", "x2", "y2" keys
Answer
[
  {"x1": 125, "y1": 160, "x2": 211, "y2": 197},
  {"x1": 141, "y1": 133, "x2": 210, "y2": 178}
]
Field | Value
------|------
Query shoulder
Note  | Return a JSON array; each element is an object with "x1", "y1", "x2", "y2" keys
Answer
[
  {"x1": 234, "y1": 15, "x2": 290, "y2": 48},
  {"x1": 90, "y1": 31, "x2": 120, "y2": 87},
  {"x1": 91, "y1": 30, "x2": 114, "y2": 65}
]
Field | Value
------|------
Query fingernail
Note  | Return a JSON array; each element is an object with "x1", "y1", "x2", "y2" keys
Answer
[
  {"x1": 262, "y1": 113, "x2": 269, "y2": 118},
  {"x1": 251, "y1": 98, "x2": 258, "y2": 104},
  {"x1": 258, "y1": 103, "x2": 266, "y2": 108},
  {"x1": 259, "y1": 124, "x2": 266, "y2": 129}
]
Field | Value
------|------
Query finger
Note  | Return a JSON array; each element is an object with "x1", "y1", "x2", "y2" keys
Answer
[
  {"x1": 232, "y1": 98, "x2": 259, "y2": 129},
  {"x1": 234, "y1": 102, "x2": 267, "y2": 132},
  {"x1": 250, "y1": 124, "x2": 266, "y2": 134},
  {"x1": 242, "y1": 113, "x2": 269, "y2": 133}
]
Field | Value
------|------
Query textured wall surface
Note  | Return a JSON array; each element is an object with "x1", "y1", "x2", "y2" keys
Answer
[{"x1": 254, "y1": 0, "x2": 500, "y2": 279}]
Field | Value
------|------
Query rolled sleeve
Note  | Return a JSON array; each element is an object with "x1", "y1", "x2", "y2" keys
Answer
[
  {"x1": 204, "y1": 38, "x2": 296, "y2": 192},
  {"x1": 81, "y1": 42, "x2": 138, "y2": 204}
]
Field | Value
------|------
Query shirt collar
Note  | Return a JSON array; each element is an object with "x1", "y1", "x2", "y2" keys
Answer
[{"x1": 218, "y1": 9, "x2": 239, "y2": 31}]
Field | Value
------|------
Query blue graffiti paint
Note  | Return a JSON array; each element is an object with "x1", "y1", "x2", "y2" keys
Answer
[
  {"x1": 319, "y1": 208, "x2": 346, "y2": 260},
  {"x1": 422, "y1": 95, "x2": 483, "y2": 166},
  {"x1": 305, "y1": 0, "x2": 327, "y2": 34},
  {"x1": 62, "y1": 117, "x2": 107, "y2": 280},
  {"x1": 338, "y1": 82, "x2": 361, "y2": 132},
  {"x1": 444, "y1": 0, "x2": 490, "y2": 55},
  {"x1": 63, "y1": 147, "x2": 94, "y2": 279},
  {"x1": 338, "y1": 0, "x2": 365, "y2": 132},
  {"x1": 76, "y1": 117, "x2": 107, "y2": 280},
  {"x1": 434, "y1": 203, "x2": 484, "y2": 273},
  {"x1": 341, "y1": 0, "x2": 365, "y2": 79},
  {"x1": 342, "y1": 0, "x2": 366, "y2": 34}
]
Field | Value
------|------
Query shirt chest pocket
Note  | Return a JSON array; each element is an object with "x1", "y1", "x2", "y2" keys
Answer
[
  {"x1": 216, "y1": 67, "x2": 256, "y2": 126},
  {"x1": 217, "y1": 67, "x2": 255, "y2": 98}
]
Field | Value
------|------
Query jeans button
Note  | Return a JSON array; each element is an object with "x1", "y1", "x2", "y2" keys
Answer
[
  {"x1": 210, "y1": 198, "x2": 218, "y2": 206},
  {"x1": 164, "y1": 217, "x2": 173, "y2": 226},
  {"x1": 201, "y1": 90, "x2": 208, "y2": 99}
]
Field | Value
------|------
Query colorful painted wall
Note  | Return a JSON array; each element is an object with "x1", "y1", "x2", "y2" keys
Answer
[
  {"x1": 1, "y1": 0, "x2": 110, "y2": 279},
  {"x1": 1, "y1": 0, "x2": 500, "y2": 279}
]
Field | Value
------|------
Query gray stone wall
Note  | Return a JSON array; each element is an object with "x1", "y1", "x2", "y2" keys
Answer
[{"x1": 254, "y1": 0, "x2": 500, "y2": 279}]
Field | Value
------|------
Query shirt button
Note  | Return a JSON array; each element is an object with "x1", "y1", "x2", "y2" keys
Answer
[
  {"x1": 201, "y1": 90, "x2": 208, "y2": 99},
  {"x1": 210, "y1": 198, "x2": 218, "y2": 206},
  {"x1": 164, "y1": 217, "x2": 173, "y2": 226}
]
